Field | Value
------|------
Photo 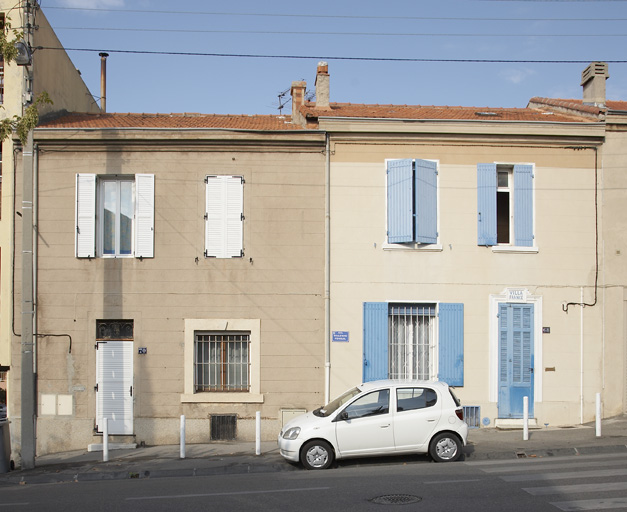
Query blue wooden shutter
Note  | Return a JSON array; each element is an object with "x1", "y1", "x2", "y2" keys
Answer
[
  {"x1": 477, "y1": 164, "x2": 497, "y2": 246},
  {"x1": 387, "y1": 159, "x2": 414, "y2": 243},
  {"x1": 438, "y1": 303, "x2": 464, "y2": 386},
  {"x1": 363, "y1": 302, "x2": 388, "y2": 382},
  {"x1": 415, "y1": 159, "x2": 438, "y2": 244},
  {"x1": 514, "y1": 165, "x2": 534, "y2": 247}
]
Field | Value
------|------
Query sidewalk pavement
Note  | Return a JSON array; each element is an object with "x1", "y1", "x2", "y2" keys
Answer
[{"x1": 1, "y1": 415, "x2": 626, "y2": 485}]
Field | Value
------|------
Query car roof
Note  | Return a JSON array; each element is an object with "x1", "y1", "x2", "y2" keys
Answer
[{"x1": 358, "y1": 379, "x2": 448, "y2": 392}]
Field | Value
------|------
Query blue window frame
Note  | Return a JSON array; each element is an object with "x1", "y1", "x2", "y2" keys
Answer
[
  {"x1": 387, "y1": 159, "x2": 438, "y2": 244},
  {"x1": 363, "y1": 302, "x2": 464, "y2": 386},
  {"x1": 477, "y1": 163, "x2": 534, "y2": 247}
]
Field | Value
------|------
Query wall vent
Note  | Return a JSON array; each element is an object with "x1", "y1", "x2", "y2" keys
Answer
[
  {"x1": 210, "y1": 414, "x2": 237, "y2": 441},
  {"x1": 463, "y1": 406, "x2": 481, "y2": 428}
]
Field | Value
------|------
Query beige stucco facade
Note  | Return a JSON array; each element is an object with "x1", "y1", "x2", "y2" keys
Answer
[
  {"x1": 0, "y1": 3, "x2": 100, "y2": 414},
  {"x1": 322, "y1": 118, "x2": 623, "y2": 427},
  {"x1": 10, "y1": 127, "x2": 326, "y2": 455}
]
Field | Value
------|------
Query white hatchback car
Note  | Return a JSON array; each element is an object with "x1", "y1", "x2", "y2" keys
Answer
[{"x1": 278, "y1": 380, "x2": 468, "y2": 469}]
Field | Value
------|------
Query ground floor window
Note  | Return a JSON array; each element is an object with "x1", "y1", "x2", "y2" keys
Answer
[
  {"x1": 194, "y1": 332, "x2": 250, "y2": 392},
  {"x1": 388, "y1": 304, "x2": 436, "y2": 380}
]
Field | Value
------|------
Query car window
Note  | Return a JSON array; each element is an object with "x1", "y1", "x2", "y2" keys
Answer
[
  {"x1": 396, "y1": 387, "x2": 437, "y2": 412},
  {"x1": 448, "y1": 387, "x2": 461, "y2": 407},
  {"x1": 342, "y1": 389, "x2": 390, "y2": 420}
]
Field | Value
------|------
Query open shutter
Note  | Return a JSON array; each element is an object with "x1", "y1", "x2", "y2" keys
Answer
[
  {"x1": 75, "y1": 173, "x2": 96, "y2": 258},
  {"x1": 363, "y1": 302, "x2": 388, "y2": 382},
  {"x1": 225, "y1": 176, "x2": 244, "y2": 258},
  {"x1": 205, "y1": 176, "x2": 244, "y2": 258},
  {"x1": 514, "y1": 165, "x2": 534, "y2": 247},
  {"x1": 387, "y1": 159, "x2": 414, "y2": 243},
  {"x1": 477, "y1": 164, "x2": 497, "y2": 246},
  {"x1": 415, "y1": 159, "x2": 438, "y2": 244},
  {"x1": 438, "y1": 303, "x2": 464, "y2": 386},
  {"x1": 135, "y1": 174, "x2": 155, "y2": 258}
]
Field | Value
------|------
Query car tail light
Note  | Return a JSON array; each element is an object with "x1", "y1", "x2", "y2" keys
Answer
[{"x1": 455, "y1": 408, "x2": 464, "y2": 421}]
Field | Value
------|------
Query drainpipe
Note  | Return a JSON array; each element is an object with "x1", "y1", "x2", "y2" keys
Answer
[
  {"x1": 580, "y1": 287, "x2": 584, "y2": 424},
  {"x1": 324, "y1": 133, "x2": 331, "y2": 404},
  {"x1": 99, "y1": 53, "x2": 108, "y2": 113}
]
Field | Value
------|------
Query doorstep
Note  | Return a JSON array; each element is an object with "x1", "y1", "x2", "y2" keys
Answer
[{"x1": 494, "y1": 418, "x2": 539, "y2": 430}]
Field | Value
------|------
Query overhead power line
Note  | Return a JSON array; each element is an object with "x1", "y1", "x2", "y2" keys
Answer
[
  {"x1": 38, "y1": 46, "x2": 627, "y2": 63},
  {"x1": 52, "y1": 27, "x2": 627, "y2": 37},
  {"x1": 42, "y1": 6, "x2": 627, "y2": 22}
]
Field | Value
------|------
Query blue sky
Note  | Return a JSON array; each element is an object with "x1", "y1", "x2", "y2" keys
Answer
[{"x1": 39, "y1": 0, "x2": 627, "y2": 115}]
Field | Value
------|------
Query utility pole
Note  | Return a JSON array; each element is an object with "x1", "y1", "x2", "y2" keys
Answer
[{"x1": 20, "y1": 0, "x2": 36, "y2": 470}]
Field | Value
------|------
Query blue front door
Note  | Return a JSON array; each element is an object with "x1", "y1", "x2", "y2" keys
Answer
[{"x1": 498, "y1": 303, "x2": 534, "y2": 418}]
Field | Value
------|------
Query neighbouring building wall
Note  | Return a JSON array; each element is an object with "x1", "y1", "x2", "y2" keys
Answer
[
  {"x1": 599, "y1": 113, "x2": 627, "y2": 414},
  {"x1": 327, "y1": 129, "x2": 619, "y2": 427},
  {"x1": 11, "y1": 129, "x2": 326, "y2": 455}
]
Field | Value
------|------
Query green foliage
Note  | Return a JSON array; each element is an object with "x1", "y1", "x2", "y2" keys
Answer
[{"x1": 0, "y1": 14, "x2": 53, "y2": 144}]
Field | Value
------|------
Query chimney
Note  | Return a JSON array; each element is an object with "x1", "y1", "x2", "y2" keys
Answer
[
  {"x1": 290, "y1": 80, "x2": 307, "y2": 126},
  {"x1": 581, "y1": 62, "x2": 609, "y2": 107},
  {"x1": 99, "y1": 52, "x2": 109, "y2": 113},
  {"x1": 315, "y1": 61, "x2": 330, "y2": 109}
]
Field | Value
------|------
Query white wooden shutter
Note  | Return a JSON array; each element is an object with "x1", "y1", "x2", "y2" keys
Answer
[
  {"x1": 96, "y1": 341, "x2": 134, "y2": 435},
  {"x1": 75, "y1": 174, "x2": 96, "y2": 258},
  {"x1": 205, "y1": 175, "x2": 243, "y2": 258},
  {"x1": 134, "y1": 174, "x2": 155, "y2": 258}
]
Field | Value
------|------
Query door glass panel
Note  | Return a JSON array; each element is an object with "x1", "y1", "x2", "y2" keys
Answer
[{"x1": 343, "y1": 389, "x2": 389, "y2": 420}]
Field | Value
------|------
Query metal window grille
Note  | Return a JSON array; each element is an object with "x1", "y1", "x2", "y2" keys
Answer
[
  {"x1": 389, "y1": 304, "x2": 436, "y2": 381},
  {"x1": 195, "y1": 332, "x2": 250, "y2": 392},
  {"x1": 463, "y1": 406, "x2": 481, "y2": 428}
]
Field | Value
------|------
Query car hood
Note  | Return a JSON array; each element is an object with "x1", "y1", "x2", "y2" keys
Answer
[{"x1": 282, "y1": 410, "x2": 332, "y2": 432}]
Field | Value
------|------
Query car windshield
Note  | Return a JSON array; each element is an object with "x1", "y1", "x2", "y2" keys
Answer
[{"x1": 314, "y1": 386, "x2": 362, "y2": 417}]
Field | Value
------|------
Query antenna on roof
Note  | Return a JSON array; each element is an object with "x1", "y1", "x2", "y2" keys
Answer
[{"x1": 277, "y1": 88, "x2": 291, "y2": 114}]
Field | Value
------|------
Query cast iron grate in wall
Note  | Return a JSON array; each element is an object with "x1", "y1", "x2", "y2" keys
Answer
[
  {"x1": 211, "y1": 414, "x2": 237, "y2": 441},
  {"x1": 463, "y1": 406, "x2": 480, "y2": 428}
]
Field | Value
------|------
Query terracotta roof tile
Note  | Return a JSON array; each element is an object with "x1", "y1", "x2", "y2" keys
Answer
[
  {"x1": 38, "y1": 112, "x2": 303, "y2": 130},
  {"x1": 299, "y1": 102, "x2": 593, "y2": 124},
  {"x1": 529, "y1": 97, "x2": 627, "y2": 115}
]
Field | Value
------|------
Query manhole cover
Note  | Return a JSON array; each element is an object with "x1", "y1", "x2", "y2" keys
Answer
[{"x1": 369, "y1": 494, "x2": 422, "y2": 505}]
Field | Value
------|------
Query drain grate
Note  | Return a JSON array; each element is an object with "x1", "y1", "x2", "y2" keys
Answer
[{"x1": 369, "y1": 494, "x2": 422, "y2": 505}]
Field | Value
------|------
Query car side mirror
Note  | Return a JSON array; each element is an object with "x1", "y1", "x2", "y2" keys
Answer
[{"x1": 334, "y1": 411, "x2": 349, "y2": 422}]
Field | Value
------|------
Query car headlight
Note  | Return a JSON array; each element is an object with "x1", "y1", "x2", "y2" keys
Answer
[{"x1": 282, "y1": 427, "x2": 301, "y2": 440}]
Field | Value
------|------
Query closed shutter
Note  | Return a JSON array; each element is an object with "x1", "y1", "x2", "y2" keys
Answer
[
  {"x1": 387, "y1": 159, "x2": 414, "y2": 243},
  {"x1": 438, "y1": 303, "x2": 464, "y2": 386},
  {"x1": 477, "y1": 163, "x2": 497, "y2": 246},
  {"x1": 134, "y1": 174, "x2": 155, "y2": 258},
  {"x1": 75, "y1": 173, "x2": 96, "y2": 258},
  {"x1": 205, "y1": 176, "x2": 243, "y2": 258},
  {"x1": 363, "y1": 302, "x2": 389, "y2": 382},
  {"x1": 415, "y1": 159, "x2": 438, "y2": 244},
  {"x1": 514, "y1": 165, "x2": 534, "y2": 247},
  {"x1": 96, "y1": 341, "x2": 134, "y2": 435}
]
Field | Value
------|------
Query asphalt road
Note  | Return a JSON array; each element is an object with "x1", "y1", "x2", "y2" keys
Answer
[{"x1": 1, "y1": 452, "x2": 625, "y2": 511}]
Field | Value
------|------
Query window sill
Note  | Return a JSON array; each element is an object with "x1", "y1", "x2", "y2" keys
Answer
[
  {"x1": 180, "y1": 393, "x2": 264, "y2": 404},
  {"x1": 491, "y1": 246, "x2": 538, "y2": 254},
  {"x1": 383, "y1": 243, "x2": 443, "y2": 252}
]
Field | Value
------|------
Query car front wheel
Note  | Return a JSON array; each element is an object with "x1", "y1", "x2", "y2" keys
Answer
[
  {"x1": 429, "y1": 432, "x2": 462, "y2": 462},
  {"x1": 301, "y1": 440, "x2": 334, "y2": 470}
]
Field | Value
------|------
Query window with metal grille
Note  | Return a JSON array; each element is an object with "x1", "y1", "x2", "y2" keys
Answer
[
  {"x1": 389, "y1": 304, "x2": 436, "y2": 380},
  {"x1": 195, "y1": 332, "x2": 250, "y2": 392}
]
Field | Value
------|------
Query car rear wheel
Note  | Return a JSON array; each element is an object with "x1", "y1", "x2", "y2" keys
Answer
[
  {"x1": 301, "y1": 440, "x2": 334, "y2": 470},
  {"x1": 429, "y1": 432, "x2": 462, "y2": 462}
]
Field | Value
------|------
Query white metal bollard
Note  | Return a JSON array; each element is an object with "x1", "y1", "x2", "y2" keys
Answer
[
  {"x1": 523, "y1": 397, "x2": 529, "y2": 441},
  {"x1": 596, "y1": 393, "x2": 602, "y2": 438},
  {"x1": 180, "y1": 415, "x2": 186, "y2": 459},
  {"x1": 103, "y1": 417, "x2": 109, "y2": 462},
  {"x1": 255, "y1": 411, "x2": 261, "y2": 455}
]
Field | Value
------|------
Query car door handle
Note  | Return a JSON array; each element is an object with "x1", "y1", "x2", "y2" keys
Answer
[{"x1": 380, "y1": 424, "x2": 391, "y2": 429}]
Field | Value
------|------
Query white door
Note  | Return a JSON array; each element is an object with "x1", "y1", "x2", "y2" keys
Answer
[
  {"x1": 96, "y1": 341, "x2": 134, "y2": 435},
  {"x1": 335, "y1": 389, "x2": 395, "y2": 457}
]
